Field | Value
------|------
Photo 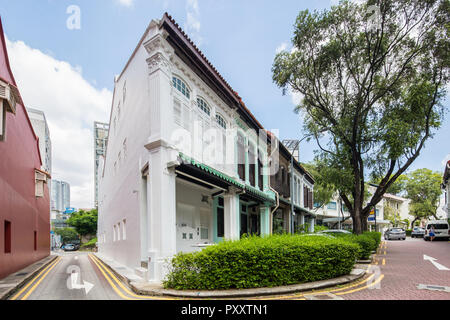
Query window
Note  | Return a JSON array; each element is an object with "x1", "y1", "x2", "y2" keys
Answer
[
  {"x1": 35, "y1": 170, "x2": 48, "y2": 198},
  {"x1": 258, "y1": 151, "x2": 263, "y2": 190},
  {"x1": 122, "y1": 219, "x2": 127, "y2": 240},
  {"x1": 117, "y1": 222, "x2": 121, "y2": 241},
  {"x1": 327, "y1": 202, "x2": 337, "y2": 210},
  {"x1": 248, "y1": 143, "x2": 256, "y2": 187},
  {"x1": 172, "y1": 76, "x2": 190, "y2": 99},
  {"x1": 34, "y1": 231, "x2": 37, "y2": 251},
  {"x1": 197, "y1": 98, "x2": 210, "y2": 116},
  {"x1": 216, "y1": 114, "x2": 227, "y2": 129},
  {"x1": 4, "y1": 220, "x2": 11, "y2": 253},
  {"x1": 0, "y1": 80, "x2": 18, "y2": 142},
  {"x1": 237, "y1": 133, "x2": 245, "y2": 181},
  {"x1": 217, "y1": 197, "x2": 224, "y2": 238}
]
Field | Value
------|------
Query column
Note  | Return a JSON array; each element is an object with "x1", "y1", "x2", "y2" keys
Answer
[
  {"x1": 310, "y1": 216, "x2": 315, "y2": 233},
  {"x1": 260, "y1": 205, "x2": 270, "y2": 236},
  {"x1": 223, "y1": 188, "x2": 240, "y2": 240},
  {"x1": 146, "y1": 147, "x2": 177, "y2": 282}
]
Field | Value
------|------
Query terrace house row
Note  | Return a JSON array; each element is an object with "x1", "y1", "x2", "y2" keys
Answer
[{"x1": 97, "y1": 13, "x2": 315, "y2": 283}]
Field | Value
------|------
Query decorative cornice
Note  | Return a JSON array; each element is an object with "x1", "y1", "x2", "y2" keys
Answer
[{"x1": 146, "y1": 52, "x2": 171, "y2": 76}]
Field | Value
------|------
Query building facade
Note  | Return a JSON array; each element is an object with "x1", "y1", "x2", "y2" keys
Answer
[
  {"x1": 26, "y1": 108, "x2": 52, "y2": 175},
  {"x1": 50, "y1": 180, "x2": 70, "y2": 228},
  {"x1": 98, "y1": 14, "x2": 298, "y2": 283},
  {"x1": 94, "y1": 121, "x2": 109, "y2": 208},
  {"x1": 0, "y1": 19, "x2": 51, "y2": 279}
]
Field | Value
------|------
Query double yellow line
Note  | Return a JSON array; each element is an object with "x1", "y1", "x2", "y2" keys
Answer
[
  {"x1": 10, "y1": 256, "x2": 62, "y2": 300},
  {"x1": 88, "y1": 254, "x2": 173, "y2": 300}
]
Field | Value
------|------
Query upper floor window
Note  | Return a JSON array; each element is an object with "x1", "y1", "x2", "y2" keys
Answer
[
  {"x1": 216, "y1": 113, "x2": 227, "y2": 129},
  {"x1": 197, "y1": 98, "x2": 210, "y2": 116},
  {"x1": 172, "y1": 76, "x2": 190, "y2": 99}
]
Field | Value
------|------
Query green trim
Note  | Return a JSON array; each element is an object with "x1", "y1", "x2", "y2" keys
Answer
[
  {"x1": 179, "y1": 152, "x2": 275, "y2": 204},
  {"x1": 235, "y1": 117, "x2": 248, "y2": 131}
]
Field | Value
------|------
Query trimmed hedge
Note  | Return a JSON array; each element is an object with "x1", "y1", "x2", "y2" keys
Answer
[
  {"x1": 363, "y1": 231, "x2": 382, "y2": 249},
  {"x1": 163, "y1": 234, "x2": 360, "y2": 290},
  {"x1": 331, "y1": 233, "x2": 377, "y2": 260}
]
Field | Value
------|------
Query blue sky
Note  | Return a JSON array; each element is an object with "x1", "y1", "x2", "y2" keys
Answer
[{"x1": 1, "y1": 0, "x2": 448, "y2": 208}]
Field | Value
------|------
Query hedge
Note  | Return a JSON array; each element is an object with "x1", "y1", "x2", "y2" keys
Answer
[
  {"x1": 363, "y1": 231, "x2": 382, "y2": 249},
  {"x1": 331, "y1": 233, "x2": 377, "y2": 260},
  {"x1": 163, "y1": 234, "x2": 360, "y2": 290}
]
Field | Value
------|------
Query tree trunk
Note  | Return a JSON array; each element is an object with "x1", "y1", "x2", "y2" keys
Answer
[{"x1": 352, "y1": 209, "x2": 363, "y2": 234}]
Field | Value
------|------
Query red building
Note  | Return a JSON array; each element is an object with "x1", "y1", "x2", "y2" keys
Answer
[{"x1": 0, "y1": 18, "x2": 50, "y2": 280}]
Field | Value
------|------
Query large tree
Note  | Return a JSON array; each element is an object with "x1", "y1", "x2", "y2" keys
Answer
[
  {"x1": 272, "y1": 0, "x2": 449, "y2": 233},
  {"x1": 404, "y1": 168, "x2": 443, "y2": 228},
  {"x1": 67, "y1": 209, "x2": 98, "y2": 238}
]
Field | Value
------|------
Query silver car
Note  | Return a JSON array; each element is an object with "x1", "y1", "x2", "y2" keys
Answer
[
  {"x1": 411, "y1": 227, "x2": 425, "y2": 238},
  {"x1": 385, "y1": 228, "x2": 406, "y2": 240}
]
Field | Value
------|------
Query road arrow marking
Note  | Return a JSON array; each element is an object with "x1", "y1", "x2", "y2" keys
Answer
[{"x1": 423, "y1": 255, "x2": 450, "y2": 271}]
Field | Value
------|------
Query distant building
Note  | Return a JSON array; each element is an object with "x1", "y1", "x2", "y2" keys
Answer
[
  {"x1": 51, "y1": 180, "x2": 71, "y2": 228},
  {"x1": 26, "y1": 108, "x2": 52, "y2": 175},
  {"x1": 94, "y1": 121, "x2": 109, "y2": 208},
  {"x1": 0, "y1": 18, "x2": 50, "y2": 279}
]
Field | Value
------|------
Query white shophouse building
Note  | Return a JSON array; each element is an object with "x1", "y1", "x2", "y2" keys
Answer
[
  {"x1": 98, "y1": 14, "x2": 279, "y2": 283},
  {"x1": 442, "y1": 160, "x2": 450, "y2": 220}
]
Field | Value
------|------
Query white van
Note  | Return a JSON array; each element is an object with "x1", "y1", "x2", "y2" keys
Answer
[{"x1": 424, "y1": 220, "x2": 450, "y2": 241}]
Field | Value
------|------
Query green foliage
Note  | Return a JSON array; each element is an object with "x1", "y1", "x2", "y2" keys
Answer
[
  {"x1": 272, "y1": 0, "x2": 449, "y2": 234},
  {"x1": 333, "y1": 233, "x2": 377, "y2": 260},
  {"x1": 163, "y1": 234, "x2": 359, "y2": 290},
  {"x1": 313, "y1": 225, "x2": 329, "y2": 233},
  {"x1": 303, "y1": 162, "x2": 338, "y2": 208},
  {"x1": 80, "y1": 237, "x2": 97, "y2": 250},
  {"x1": 55, "y1": 228, "x2": 79, "y2": 244},
  {"x1": 363, "y1": 231, "x2": 382, "y2": 249},
  {"x1": 406, "y1": 230, "x2": 412, "y2": 237},
  {"x1": 67, "y1": 209, "x2": 98, "y2": 237}
]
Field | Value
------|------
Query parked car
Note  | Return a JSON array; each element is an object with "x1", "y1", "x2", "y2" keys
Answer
[
  {"x1": 411, "y1": 227, "x2": 425, "y2": 238},
  {"x1": 384, "y1": 228, "x2": 406, "y2": 240},
  {"x1": 63, "y1": 244, "x2": 78, "y2": 252},
  {"x1": 318, "y1": 229, "x2": 352, "y2": 235},
  {"x1": 424, "y1": 220, "x2": 450, "y2": 241}
]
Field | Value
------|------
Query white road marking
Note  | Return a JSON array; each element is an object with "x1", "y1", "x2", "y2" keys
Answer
[{"x1": 423, "y1": 255, "x2": 450, "y2": 271}]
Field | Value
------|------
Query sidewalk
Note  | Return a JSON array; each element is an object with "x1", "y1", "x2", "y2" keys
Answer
[
  {"x1": 94, "y1": 253, "x2": 370, "y2": 298},
  {"x1": 0, "y1": 253, "x2": 58, "y2": 300}
]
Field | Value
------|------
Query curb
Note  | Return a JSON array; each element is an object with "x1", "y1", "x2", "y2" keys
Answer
[
  {"x1": 0, "y1": 254, "x2": 59, "y2": 300},
  {"x1": 93, "y1": 254, "x2": 367, "y2": 298}
]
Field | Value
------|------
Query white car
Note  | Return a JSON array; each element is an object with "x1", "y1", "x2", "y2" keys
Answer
[{"x1": 424, "y1": 220, "x2": 450, "y2": 241}]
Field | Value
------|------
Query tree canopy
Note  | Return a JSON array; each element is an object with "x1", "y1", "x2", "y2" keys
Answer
[
  {"x1": 67, "y1": 209, "x2": 98, "y2": 237},
  {"x1": 273, "y1": 0, "x2": 449, "y2": 233}
]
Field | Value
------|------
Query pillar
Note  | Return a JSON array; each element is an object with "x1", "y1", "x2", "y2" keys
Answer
[
  {"x1": 260, "y1": 205, "x2": 270, "y2": 236},
  {"x1": 223, "y1": 188, "x2": 240, "y2": 240}
]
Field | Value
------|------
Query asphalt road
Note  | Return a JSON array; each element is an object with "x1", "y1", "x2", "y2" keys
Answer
[{"x1": 8, "y1": 237, "x2": 450, "y2": 300}]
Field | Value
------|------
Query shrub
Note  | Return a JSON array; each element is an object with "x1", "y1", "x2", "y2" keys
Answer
[
  {"x1": 80, "y1": 237, "x2": 97, "y2": 250},
  {"x1": 405, "y1": 229, "x2": 412, "y2": 237},
  {"x1": 363, "y1": 231, "x2": 382, "y2": 249},
  {"x1": 313, "y1": 225, "x2": 329, "y2": 233},
  {"x1": 163, "y1": 234, "x2": 359, "y2": 290},
  {"x1": 338, "y1": 234, "x2": 376, "y2": 260}
]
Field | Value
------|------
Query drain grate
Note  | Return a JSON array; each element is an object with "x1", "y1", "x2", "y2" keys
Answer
[
  {"x1": 417, "y1": 284, "x2": 450, "y2": 293},
  {"x1": 14, "y1": 273, "x2": 28, "y2": 277}
]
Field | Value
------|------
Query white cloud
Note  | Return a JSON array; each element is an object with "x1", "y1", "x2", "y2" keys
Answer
[
  {"x1": 185, "y1": 0, "x2": 202, "y2": 46},
  {"x1": 117, "y1": 0, "x2": 134, "y2": 7},
  {"x1": 5, "y1": 37, "x2": 112, "y2": 209},
  {"x1": 442, "y1": 154, "x2": 450, "y2": 167},
  {"x1": 275, "y1": 42, "x2": 288, "y2": 54}
]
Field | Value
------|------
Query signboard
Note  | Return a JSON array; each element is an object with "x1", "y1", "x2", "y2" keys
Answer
[
  {"x1": 368, "y1": 208, "x2": 375, "y2": 221},
  {"x1": 64, "y1": 207, "x2": 76, "y2": 214}
]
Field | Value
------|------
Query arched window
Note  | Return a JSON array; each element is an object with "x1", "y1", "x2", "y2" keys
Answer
[
  {"x1": 197, "y1": 97, "x2": 210, "y2": 116},
  {"x1": 216, "y1": 113, "x2": 227, "y2": 129},
  {"x1": 172, "y1": 76, "x2": 191, "y2": 99}
]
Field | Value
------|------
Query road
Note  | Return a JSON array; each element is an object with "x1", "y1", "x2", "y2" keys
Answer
[
  {"x1": 8, "y1": 252, "x2": 169, "y2": 300},
  {"x1": 8, "y1": 238, "x2": 450, "y2": 300}
]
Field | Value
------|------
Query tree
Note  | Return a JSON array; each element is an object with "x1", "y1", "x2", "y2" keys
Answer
[
  {"x1": 67, "y1": 209, "x2": 98, "y2": 238},
  {"x1": 303, "y1": 161, "x2": 337, "y2": 210},
  {"x1": 272, "y1": 0, "x2": 449, "y2": 234},
  {"x1": 55, "y1": 228, "x2": 79, "y2": 244},
  {"x1": 404, "y1": 168, "x2": 443, "y2": 228}
]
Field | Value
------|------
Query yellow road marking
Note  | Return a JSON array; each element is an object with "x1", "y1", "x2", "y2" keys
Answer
[
  {"x1": 335, "y1": 274, "x2": 384, "y2": 296},
  {"x1": 21, "y1": 257, "x2": 62, "y2": 300},
  {"x1": 10, "y1": 257, "x2": 61, "y2": 300},
  {"x1": 88, "y1": 254, "x2": 136, "y2": 300},
  {"x1": 89, "y1": 254, "x2": 173, "y2": 300},
  {"x1": 253, "y1": 273, "x2": 376, "y2": 300}
]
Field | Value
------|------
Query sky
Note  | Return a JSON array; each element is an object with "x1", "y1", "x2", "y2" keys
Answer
[{"x1": 0, "y1": 0, "x2": 448, "y2": 209}]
